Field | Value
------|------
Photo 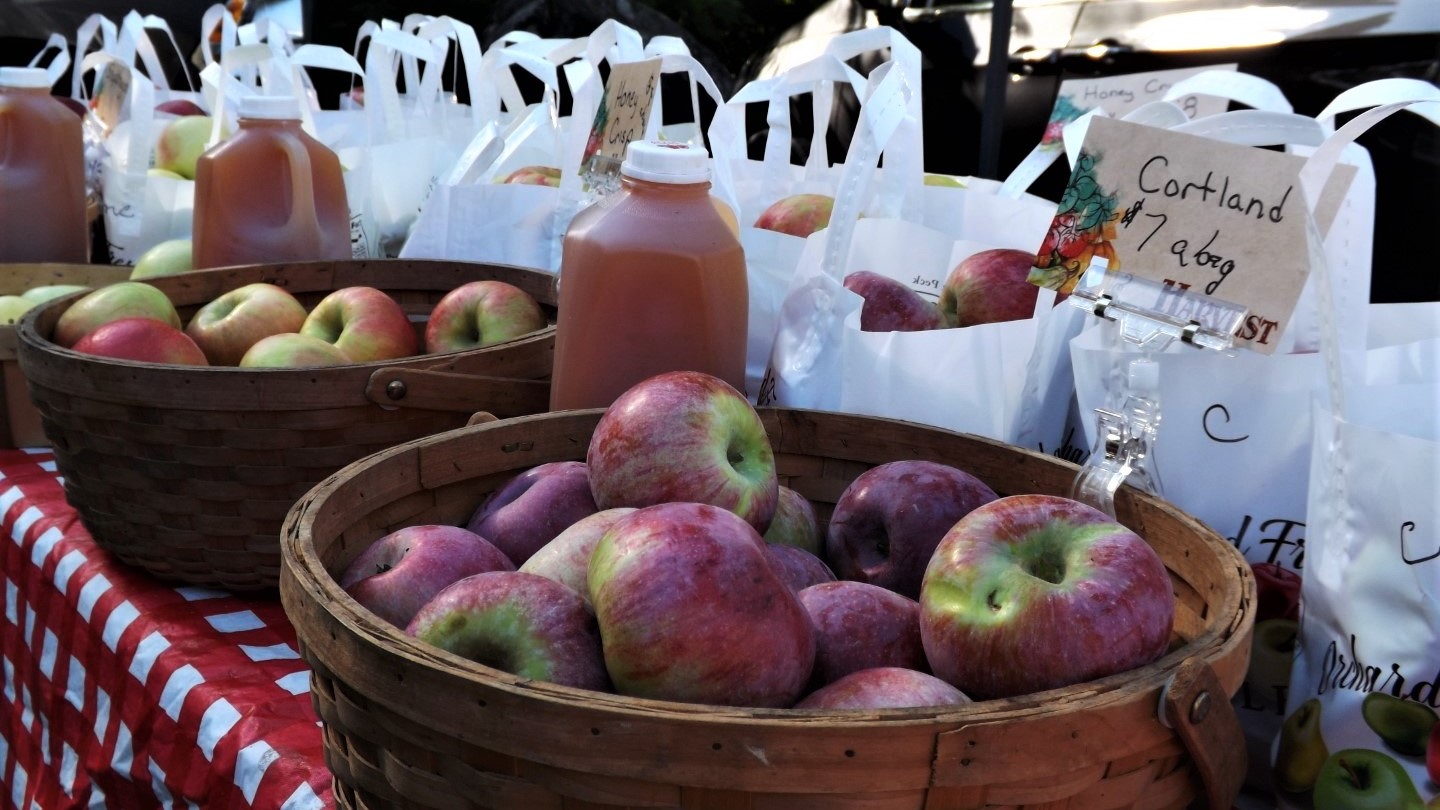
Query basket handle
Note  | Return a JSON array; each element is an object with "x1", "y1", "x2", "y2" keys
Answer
[
  {"x1": 365, "y1": 367, "x2": 550, "y2": 418},
  {"x1": 1160, "y1": 656, "x2": 1246, "y2": 810}
]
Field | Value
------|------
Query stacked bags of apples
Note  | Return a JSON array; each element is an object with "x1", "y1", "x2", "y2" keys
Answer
[{"x1": 336, "y1": 370, "x2": 1177, "y2": 710}]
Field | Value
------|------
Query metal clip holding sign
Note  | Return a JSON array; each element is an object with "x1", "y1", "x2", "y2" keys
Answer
[{"x1": 1065, "y1": 259, "x2": 1248, "y2": 517}]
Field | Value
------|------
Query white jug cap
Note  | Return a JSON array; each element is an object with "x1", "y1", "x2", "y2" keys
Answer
[
  {"x1": 0, "y1": 67, "x2": 51, "y2": 89},
  {"x1": 239, "y1": 94, "x2": 302, "y2": 120},
  {"x1": 620, "y1": 140, "x2": 711, "y2": 184}
]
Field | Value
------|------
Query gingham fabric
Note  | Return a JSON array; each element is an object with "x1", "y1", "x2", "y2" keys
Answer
[{"x1": 0, "y1": 449, "x2": 333, "y2": 809}]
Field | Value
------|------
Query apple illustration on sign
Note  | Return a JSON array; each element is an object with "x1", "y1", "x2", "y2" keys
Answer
[
  {"x1": 763, "y1": 486, "x2": 822, "y2": 556},
  {"x1": 53, "y1": 281, "x2": 183, "y2": 348},
  {"x1": 754, "y1": 193, "x2": 833, "y2": 237},
  {"x1": 501, "y1": 166, "x2": 561, "y2": 187},
  {"x1": 1246, "y1": 617, "x2": 1298, "y2": 708},
  {"x1": 919, "y1": 494, "x2": 1174, "y2": 699},
  {"x1": 71, "y1": 317, "x2": 210, "y2": 365},
  {"x1": 938, "y1": 248, "x2": 1041, "y2": 328},
  {"x1": 130, "y1": 238, "x2": 194, "y2": 280},
  {"x1": 793, "y1": 667, "x2": 970, "y2": 711},
  {"x1": 1274, "y1": 697, "x2": 1329, "y2": 793},
  {"x1": 424, "y1": 279, "x2": 547, "y2": 354},
  {"x1": 763, "y1": 544, "x2": 836, "y2": 592},
  {"x1": 1252, "y1": 561, "x2": 1302, "y2": 623},
  {"x1": 799, "y1": 580, "x2": 927, "y2": 687},
  {"x1": 587, "y1": 370, "x2": 779, "y2": 534},
  {"x1": 1427, "y1": 718, "x2": 1439, "y2": 786},
  {"x1": 466, "y1": 461, "x2": 599, "y2": 566},
  {"x1": 1312, "y1": 749, "x2": 1426, "y2": 810},
  {"x1": 185, "y1": 282, "x2": 308, "y2": 366},
  {"x1": 826, "y1": 459, "x2": 998, "y2": 599},
  {"x1": 406, "y1": 570, "x2": 612, "y2": 692},
  {"x1": 843, "y1": 271, "x2": 943, "y2": 333},
  {"x1": 588, "y1": 502, "x2": 815, "y2": 708},
  {"x1": 518, "y1": 507, "x2": 636, "y2": 606},
  {"x1": 239, "y1": 333, "x2": 353, "y2": 368},
  {"x1": 339, "y1": 524, "x2": 516, "y2": 629},
  {"x1": 300, "y1": 286, "x2": 418, "y2": 362},
  {"x1": 1361, "y1": 692, "x2": 1437, "y2": 757}
]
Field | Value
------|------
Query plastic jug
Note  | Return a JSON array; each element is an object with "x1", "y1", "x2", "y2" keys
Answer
[
  {"x1": 0, "y1": 67, "x2": 88, "y2": 264},
  {"x1": 192, "y1": 95, "x2": 350, "y2": 269},
  {"x1": 549, "y1": 140, "x2": 748, "y2": 410}
]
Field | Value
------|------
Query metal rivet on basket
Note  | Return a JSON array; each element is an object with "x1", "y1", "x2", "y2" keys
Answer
[
  {"x1": 385, "y1": 379, "x2": 407, "y2": 400},
  {"x1": 1190, "y1": 691, "x2": 1211, "y2": 723}
]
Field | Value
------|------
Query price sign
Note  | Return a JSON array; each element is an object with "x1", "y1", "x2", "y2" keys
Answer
[
  {"x1": 583, "y1": 58, "x2": 662, "y2": 183},
  {"x1": 94, "y1": 61, "x2": 132, "y2": 132},
  {"x1": 1030, "y1": 116, "x2": 1354, "y2": 354},
  {"x1": 1040, "y1": 65, "x2": 1238, "y2": 149}
]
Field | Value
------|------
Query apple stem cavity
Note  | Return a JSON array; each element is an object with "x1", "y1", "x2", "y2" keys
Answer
[{"x1": 1338, "y1": 756, "x2": 1367, "y2": 789}]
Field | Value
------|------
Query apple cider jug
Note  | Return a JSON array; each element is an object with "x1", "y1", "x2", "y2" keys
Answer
[
  {"x1": 192, "y1": 95, "x2": 350, "y2": 269},
  {"x1": 0, "y1": 67, "x2": 88, "y2": 264},
  {"x1": 549, "y1": 140, "x2": 748, "y2": 410}
]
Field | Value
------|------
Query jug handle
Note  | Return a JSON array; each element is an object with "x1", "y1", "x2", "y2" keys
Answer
[{"x1": 275, "y1": 133, "x2": 320, "y2": 249}]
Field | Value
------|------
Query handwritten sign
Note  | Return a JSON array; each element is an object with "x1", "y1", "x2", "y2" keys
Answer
[
  {"x1": 94, "y1": 61, "x2": 131, "y2": 132},
  {"x1": 583, "y1": 58, "x2": 661, "y2": 183},
  {"x1": 1030, "y1": 116, "x2": 1353, "y2": 354},
  {"x1": 1041, "y1": 65, "x2": 1238, "y2": 148}
]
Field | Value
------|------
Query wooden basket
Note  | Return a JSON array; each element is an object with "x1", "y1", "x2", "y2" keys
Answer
[
  {"x1": 17, "y1": 259, "x2": 557, "y2": 591},
  {"x1": 280, "y1": 408, "x2": 1256, "y2": 810},
  {"x1": 0, "y1": 263, "x2": 132, "y2": 448}
]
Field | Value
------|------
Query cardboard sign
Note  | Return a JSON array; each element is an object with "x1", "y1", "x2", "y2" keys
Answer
[
  {"x1": 1041, "y1": 65, "x2": 1238, "y2": 148},
  {"x1": 582, "y1": 58, "x2": 661, "y2": 182},
  {"x1": 1030, "y1": 116, "x2": 1352, "y2": 354}
]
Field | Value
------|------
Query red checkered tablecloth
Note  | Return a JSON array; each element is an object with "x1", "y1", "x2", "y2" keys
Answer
[{"x1": 0, "y1": 448, "x2": 333, "y2": 809}]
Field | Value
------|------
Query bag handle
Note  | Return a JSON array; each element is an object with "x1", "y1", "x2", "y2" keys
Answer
[
  {"x1": 411, "y1": 16, "x2": 487, "y2": 129},
  {"x1": 26, "y1": 34, "x2": 71, "y2": 91},
  {"x1": 1163, "y1": 70, "x2": 1294, "y2": 115},
  {"x1": 72, "y1": 14, "x2": 118, "y2": 100}
]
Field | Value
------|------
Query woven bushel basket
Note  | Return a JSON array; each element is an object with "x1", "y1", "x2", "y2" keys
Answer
[
  {"x1": 280, "y1": 408, "x2": 1256, "y2": 810},
  {"x1": 16, "y1": 259, "x2": 556, "y2": 591}
]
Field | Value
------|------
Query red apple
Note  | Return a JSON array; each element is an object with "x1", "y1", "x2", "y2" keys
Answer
[
  {"x1": 764, "y1": 544, "x2": 836, "y2": 592},
  {"x1": 1427, "y1": 717, "x2": 1439, "y2": 785},
  {"x1": 424, "y1": 280, "x2": 547, "y2": 354},
  {"x1": 501, "y1": 166, "x2": 561, "y2": 187},
  {"x1": 938, "y1": 248, "x2": 1040, "y2": 328},
  {"x1": 465, "y1": 461, "x2": 599, "y2": 567},
  {"x1": 185, "y1": 282, "x2": 308, "y2": 366},
  {"x1": 799, "y1": 580, "x2": 928, "y2": 687},
  {"x1": 54, "y1": 96, "x2": 88, "y2": 118},
  {"x1": 155, "y1": 98, "x2": 208, "y2": 117},
  {"x1": 587, "y1": 370, "x2": 779, "y2": 534},
  {"x1": 238, "y1": 333, "x2": 352, "y2": 368},
  {"x1": 1251, "y1": 562, "x2": 1302, "y2": 623},
  {"x1": 53, "y1": 281, "x2": 182, "y2": 348},
  {"x1": 754, "y1": 193, "x2": 833, "y2": 237},
  {"x1": 406, "y1": 570, "x2": 611, "y2": 692},
  {"x1": 826, "y1": 460, "x2": 998, "y2": 600},
  {"x1": 588, "y1": 502, "x2": 815, "y2": 707},
  {"x1": 794, "y1": 667, "x2": 971, "y2": 710},
  {"x1": 339, "y1": 524, "x2": 516, "y2": 629},
  {"x1": 71, "y1": 317, "x2": 209, "y2": 365},
  {"x1": 300, "y1": 286, "x2": 418, "y2": 362},
  {"x1": 763, "y1": 486, "x2": 822, "y2": 557},
  {"x1": 518, "y1": 507, "x2": 636, "y2": 606},
  {"x1": 843, "y1": 271, "x2": 944, "y2": 332},
  {"x1": 919, "y1": 494, "x2": 1175, "y2": 699}
]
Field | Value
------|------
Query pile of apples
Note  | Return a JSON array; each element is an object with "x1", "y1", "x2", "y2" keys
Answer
[
  {"x1": 47, "y1": 278, "x2": 547, "y2": 368},
  {"x1": 339, "y1": 370, "x2": 1177, "y2": 710}
]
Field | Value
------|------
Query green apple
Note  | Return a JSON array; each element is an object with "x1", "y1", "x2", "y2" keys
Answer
[
  {"x1": 131, "y1": 238, "x2": 194, "y2": 280},
  {"x1": 1274, "y1": 697, "x2": 1329, "y2": 793},
  {"x1": 753, "y1": 193, "x2": 834, "y2": 237},
  {"x1": 1313, "y1": 748, "x2": 1425, "y2": 810},
  {"x1": 153, "y1": 115, "x2": 215, "y2": 180},
  {"x1": 1247, "y1": 617, "x2": 1299, "y2": 706},
  {"x1": 1362, "y1": 692, "x2": 1438, "y2": 757},
  {"x1": 52, "y1": 281, "x2": 182, "y2": 348},
  {"x1": 22, "y1": 284, "x2": 91, "y2": 304},
  {"x1": 147, "y1": 168, "x2": 188, "y2": 181},
  {"x1": 923, "y1": 172, "x2": 967, "y2": 188},
  {"x1": 238, "y1": 333, "x2": 352, "y2": 368},
  {"x1": 0, "y1": 295, "x2": 36, "y2": 325}
]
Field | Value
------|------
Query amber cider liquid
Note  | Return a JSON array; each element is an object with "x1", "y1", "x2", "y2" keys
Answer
[
  {"x1": 192, "y1": 117, "x2": 350, "y2": 268},
  {"x1": 549, "y1": 176, "x2": 748, "y2": 410},
  {"x1": 0, "y1": 84, "x2": 88, "y2": 263}
]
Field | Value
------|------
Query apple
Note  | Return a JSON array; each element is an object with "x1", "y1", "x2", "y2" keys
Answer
[
  {"x1": 1252, "y1": 561, "x2": 1302, "y2": 623},
  {"x1": 518, "y1": 507, "x2": 636, "y2": 606},
  {"x1": 300, "y1": 286, "x2": 418, "y2": 363},
  {"x1": 843, "y1": 271, "x2": 944, "y2": 333},
  {"x1": 587, "y1": 370, "x2": 779, "y2": 534},
  {"x1": 55, "y1": 96, "x2": 88, "y2": 118},
  {"x1": 919, "y1": 494, "x2": 1174, "y2": 699},
  {"x1": 185, "y1": 282, "x2": 308, "y2": 366},
  {"x1": 1427, "y1": 718, "x2": 1439, "y2": 786},
  {"x1": 147, "y1": 168, "x2": 188, "y2": 181},
  {"x1": 1246, "y1": 617, "x2": 1298, "y2": 708},
  {"x1": 764, "y1": 544, "x2": 836, "y2": 592},
  {"x1": 465, "y1": 461, "x2": 599, "y2": 567},
  {"x1": 1312, "y1": 749, "x2": 1426, "y2": 810},
  {"x1": 794, "y1": 667, "x2": 971, "y2": 711},
  {"x1": 339, "y1": 524, "x2": 516, "y2": 629},
  {"x1": 826, "y1": 459, "x2": 998, "y2": 600},
  {"x1": 130, "y1": 238, "x2": 195, "y2": 280},
  {"x1": 501, "y1": 166, "x2": 561, "y2": 187},
  {"x1": 406, "y1": 570, "x2": 612, "y2": 692},
  {"x1": 938, "y1": 248, "x2": 1041, "y2": 328},
  {"x1": 71, "y1": 317, "x2": 209, "y2": 365},
  {"x1": 22, "y1": 285, "x2": 90, "y2": 304},
  {"x1": 424, "y1": 279, "x2": 547, "y2": 354},
  {"x1": 1361, "y1": 692, "x2": 1437, "y2": 757},
  {"x1": 763, "y1": 486, "x2": 822, "y2": 557},
  {"x1": 754, "y1": 193, "x2": 833, "y2": 237},
  {"x1": 238, "y1": 332, "x2": 352, "y2": 368},
  {"x1": 0, "y1": 296, "x2": 35, "y2": 325},
  {"x1": 52, "y1": 281, "x2": 182, "y2": 348},
  {"x1": 1274, "y1": 697, "x2": 1329, "y2": 794},
  {"x1": 154, "y1": 115, "x2": 216, "y2": 180},
  {"x1": 923, "y1": 173, "x2": 966, "y2": 189},
  {"x1": 155, "y1": 98, "x2": 208, "y2": 117},
  {"x1": 588, "y1": 502, "x2": 815, "y2": 707},
  {"x1": 799, "y1": 580, "x2": 928, "y2": 687}
]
